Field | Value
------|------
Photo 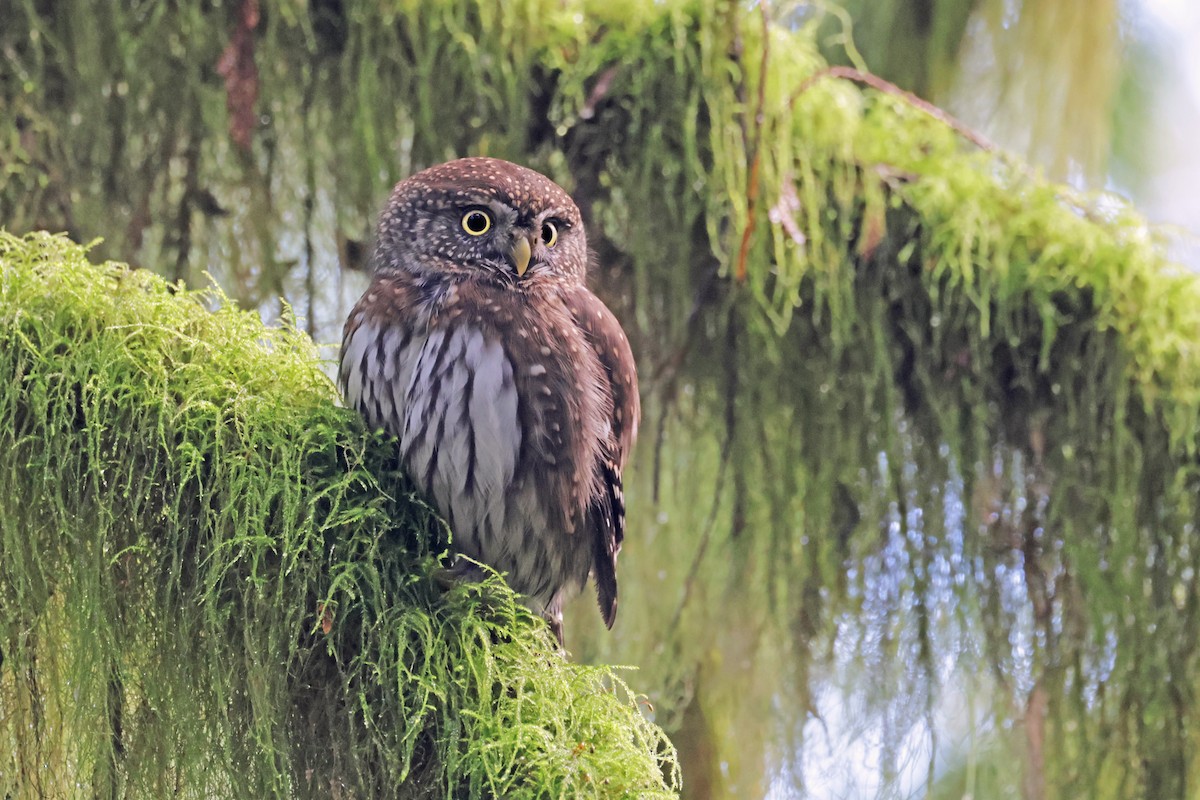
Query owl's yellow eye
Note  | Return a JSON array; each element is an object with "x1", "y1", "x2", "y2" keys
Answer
[
  {"x1": 540, "y1": 221, "x2": 559, "y2": 248},
  {"x1": 462, "y1": 210, "x2": 492, "y2": 235}
]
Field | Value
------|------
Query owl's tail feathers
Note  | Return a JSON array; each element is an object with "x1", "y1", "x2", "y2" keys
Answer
[
  {"x1": 593, "y1": 547, "x2": 618, "y2": 629},
  {"x1": 591, "y1": 456, "x2": 624, "y2": 629}
]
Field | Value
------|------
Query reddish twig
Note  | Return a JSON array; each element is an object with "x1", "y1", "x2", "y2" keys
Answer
[
  {"x1": 734, "y1": 153, "x2": 761, "y2": 283},
  {"x1": 216, "y1": 0, "x2": 261, "y2": 153},
  {"x1": 734, "y1": 2, "x2": 772, "y2": 283}
]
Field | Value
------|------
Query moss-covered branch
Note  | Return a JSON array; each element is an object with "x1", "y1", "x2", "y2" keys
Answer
[
  {"x1": 7, "y1": 1, "x2": 1200, "y2": 796},
  {"x1": 0, "y1": 231, "x2": 678, "y2": 798}
]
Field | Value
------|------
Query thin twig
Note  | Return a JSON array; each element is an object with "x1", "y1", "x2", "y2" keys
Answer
[
  {"x1": 734, "y1": 1, "x2": 772, "y2": 283},
  {"x1": 666, "y1": 302, "x2": 741, "y2": 633},
  {"x1": 649, "y1": 261, "x2": 724, "y2": 503},
  {"x1": 788, "y1": 65, "x2": 996, "y2": 152},
  {"x1": 302, "y1": 61, "x2": 318, "y2": 338}
]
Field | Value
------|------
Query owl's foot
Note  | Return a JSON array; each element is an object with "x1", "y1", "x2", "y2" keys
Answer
[
  {"x1": 432, "y1": 557, "x2": 488, "y2": 591},
  {"x1": 542, "y1": 593, "x2": 567, "y2": 650},
  {"x1": 546, "y1": 613, "x2": 565, "y2": 649},
  {"x1": 433, "y1": 558, "x2": 566, "y2": 651}
]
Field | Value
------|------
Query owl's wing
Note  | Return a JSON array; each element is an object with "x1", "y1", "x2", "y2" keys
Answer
[
  {"x1": 563, "y1": 286, "x2": 640, "y2": 629},
  {"x1": 562, "y1": 287, "x2": 640, "y2": 464},
  {"x1": 338, "y1": 279, "x2": 422, "y2": 439}
]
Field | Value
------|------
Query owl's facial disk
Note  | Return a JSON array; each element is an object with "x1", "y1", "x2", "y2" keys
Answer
[
  {"x1": 456, "y1": 197, "x2": 567, "y2": 280},
  {"x1": 375, "y1": 157, "x2": 586, "y2": 284}
]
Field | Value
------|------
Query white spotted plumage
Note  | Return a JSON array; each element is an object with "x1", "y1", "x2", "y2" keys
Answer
[{"x1": 340, "y1": 157, "x2": 640, "y2": 646}]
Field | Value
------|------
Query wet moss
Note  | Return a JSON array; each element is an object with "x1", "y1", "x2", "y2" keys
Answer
[{"x1": 0, "y1": 231, "x2": 679, "y2": 798}]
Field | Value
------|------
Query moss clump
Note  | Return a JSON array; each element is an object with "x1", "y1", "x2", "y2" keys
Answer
[{"x1": 0, "y1": 231, "x2": 679, "y2": 798}]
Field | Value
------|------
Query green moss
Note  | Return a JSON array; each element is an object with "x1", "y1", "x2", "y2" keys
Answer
[
  {"x1": 0, "y1": 231, "x2": 679, "y2": 798},
  {"x1": 7, "y1": 1, "x2": 1200, "y2": 796}
]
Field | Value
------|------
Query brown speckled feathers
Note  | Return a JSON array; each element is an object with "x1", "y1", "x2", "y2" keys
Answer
[{"x1": 340, "y1": 158, "x2": 639, "y2": 644}]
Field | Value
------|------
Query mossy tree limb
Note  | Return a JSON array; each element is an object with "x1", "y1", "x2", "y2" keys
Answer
[{"x1": 0, "y1": 231, "x2": 679, "y2": 798}]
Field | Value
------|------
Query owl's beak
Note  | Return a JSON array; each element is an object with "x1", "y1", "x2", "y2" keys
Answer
[{"x1": 508, "y1": 235, "x2": 532, "y2": 277}]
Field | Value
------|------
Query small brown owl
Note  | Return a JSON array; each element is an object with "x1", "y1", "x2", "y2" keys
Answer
[{"x1": 340, "y1": 157, "x2": 639, "y2": 645}]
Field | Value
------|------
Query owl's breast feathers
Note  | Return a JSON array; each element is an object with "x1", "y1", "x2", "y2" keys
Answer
[{"x1": 340, "y1": 273, "x2": 639, "y2": 626}]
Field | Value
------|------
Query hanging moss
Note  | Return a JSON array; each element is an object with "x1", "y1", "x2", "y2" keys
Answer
[
  {"x1": 0, "y1": 231, "x2": 679, "y2": 798},
  {"x1": 6, "y1": 1, "x2": 1200, "y2": 797}
]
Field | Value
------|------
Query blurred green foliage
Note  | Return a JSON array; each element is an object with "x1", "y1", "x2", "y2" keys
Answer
[{"x1": 3, "y1": 1, "x2": 1200, "y2": 797}]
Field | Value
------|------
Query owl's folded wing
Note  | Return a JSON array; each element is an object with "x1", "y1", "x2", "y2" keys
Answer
[{"x1": 562, "y1": 286, "x2": 640, "y2": 628}]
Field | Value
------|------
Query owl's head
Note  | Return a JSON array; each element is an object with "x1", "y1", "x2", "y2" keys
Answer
[{"x1": 373, "y1": 157, "x2": 587, "y2": 286}]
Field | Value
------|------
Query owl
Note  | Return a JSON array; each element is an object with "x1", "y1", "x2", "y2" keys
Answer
[{"x1": 339, "y1": 157, "x2": 639, "y2": 646}]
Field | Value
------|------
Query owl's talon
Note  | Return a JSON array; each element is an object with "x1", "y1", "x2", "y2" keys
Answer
[
  {"x1": 432, "y1": 558, "x2": 488, "y2": 592},
  {"x1": 431, "y1": 566, "x2": 458, "y2": 592}
]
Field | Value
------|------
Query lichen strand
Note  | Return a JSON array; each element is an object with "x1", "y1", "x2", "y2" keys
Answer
[{"x1": 0, "y1": 232, "x2": 679, "y2": 798}]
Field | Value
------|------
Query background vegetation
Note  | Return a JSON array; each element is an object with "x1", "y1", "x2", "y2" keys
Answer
[{"x1": 3, "y1": 1, "x2": 1198, "y2": 797}]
